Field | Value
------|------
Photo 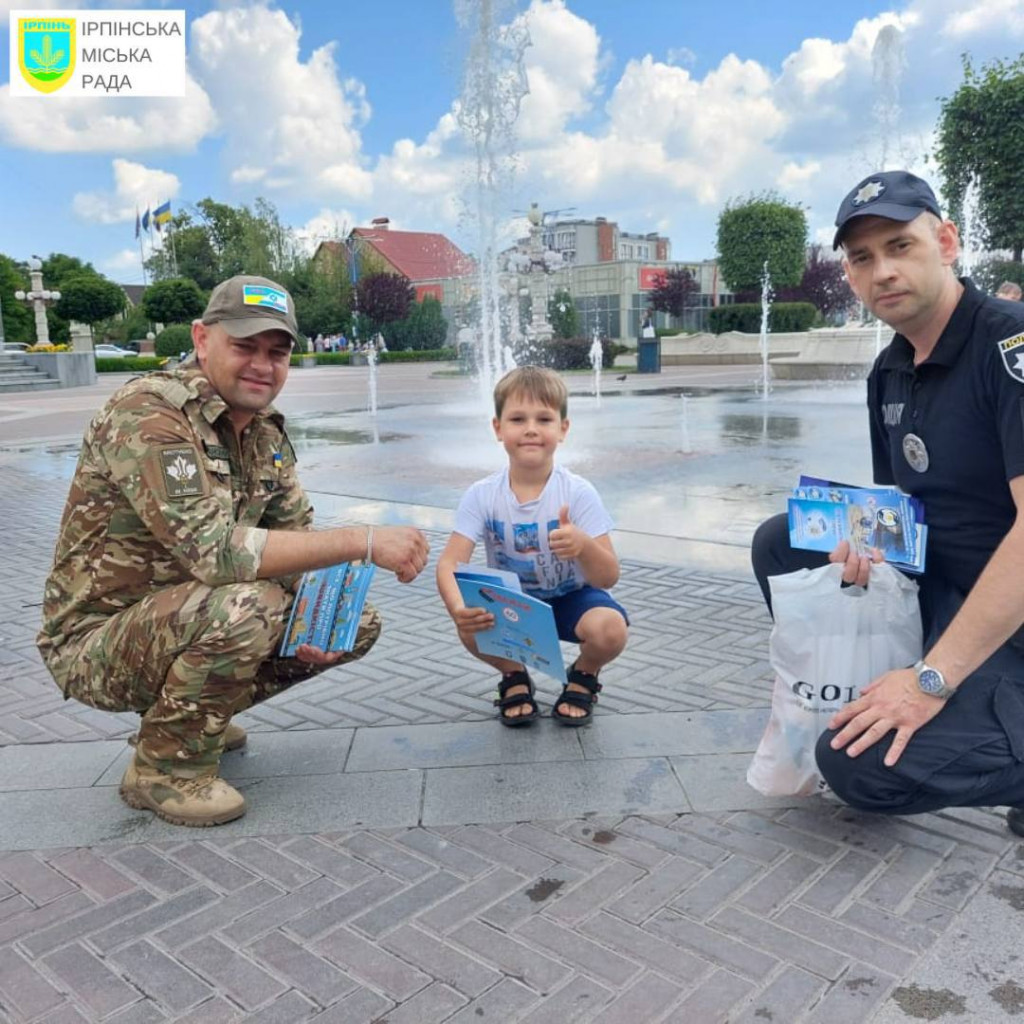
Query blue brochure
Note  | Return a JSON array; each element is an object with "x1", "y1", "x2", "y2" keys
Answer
[
  {"x1": 455, "y1": 575, "x2": 566, "y2": 682},
  {"x1": 280, "y1": 562, "x2": 376, "y2": 656},
  {"x1": 788, "y1": 476, "x2": 926, "y2": 574}
]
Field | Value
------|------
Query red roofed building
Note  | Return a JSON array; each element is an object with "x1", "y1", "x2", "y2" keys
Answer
[{"x1": 313, "y1": 218, "x2": 474, "y2": 306}]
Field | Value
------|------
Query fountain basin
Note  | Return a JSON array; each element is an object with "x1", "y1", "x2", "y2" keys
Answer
[{"x1": 662, "y1": 328, "x2": 878, "y2": 380}]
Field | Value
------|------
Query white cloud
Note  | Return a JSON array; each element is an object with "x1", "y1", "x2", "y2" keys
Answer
[
  {"x1": 101, "y1": 247, "x2": 142, "y2": 272},
  {"x1": 777, "y1": 160, "x2": 822, "y2": 189},
  {"x1": 0, "y1": 75, "x2": 216, "y2": 152},
  {"x1": 294, "y1": 207, "x2": 359, "y2": 255},
  {"x1": 942, "y1": 0, "x2": 1024, "y2": 38},
  {"x1": 513, "y1": 0, "x2": 601, "y2": 141},
  {"x1": 666, "y1": 46, "x2": 696, "y2": 68},
  {"x1": 189, "y1": 6, "x2": 373, "y2": 201},
  {"x1": 72, "y1": 158, "x2": 179, "y2": 224}
]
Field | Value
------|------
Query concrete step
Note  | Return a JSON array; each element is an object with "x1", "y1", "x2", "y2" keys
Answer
[
  {"x1": 0, "y1": 371, "x2": 57, "y2": 382},
  {"x1": 0, "y1": 379, "x2": 60, "y2": 391}
]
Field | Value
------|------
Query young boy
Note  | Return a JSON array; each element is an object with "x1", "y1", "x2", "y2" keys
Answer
[{"x1": 436, "y1": 366, "x2": 629, "y2": 727}]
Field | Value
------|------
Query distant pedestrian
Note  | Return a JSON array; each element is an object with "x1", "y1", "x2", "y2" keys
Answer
[{"x1": 996, "y1": 281, "x2": 1022, "y2": 302}]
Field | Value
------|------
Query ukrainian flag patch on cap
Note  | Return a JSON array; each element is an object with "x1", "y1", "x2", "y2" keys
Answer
[{"x1": 242, "y1": 284, "x2": 288, "y2": 313}]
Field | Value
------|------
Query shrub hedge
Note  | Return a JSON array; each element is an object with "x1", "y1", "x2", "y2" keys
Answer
[
  {"x1": 290, "y1": 348, "x2": 458, "y2": 367},
  {"x1": 154, "y1": 324, "x2": 194, "y2": 358},
  {"x1": 526, "y1": 338, "x2": 622, "y2": 370},
  {"x1": 95, "y1": 357, "x2": 169, "y2": 373},
  {"x1": 708, "y1": 302, "x2": 817, "y2": 335}
]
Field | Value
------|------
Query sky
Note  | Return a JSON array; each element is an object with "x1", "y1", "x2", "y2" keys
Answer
[{"x1": 1, "y1": 0, "x2": 1022, "y2": 285}]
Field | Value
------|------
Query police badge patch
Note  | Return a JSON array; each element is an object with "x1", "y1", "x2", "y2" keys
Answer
[{"x1": 997, "y1": 333, "x2": 1024, "y2": 385}]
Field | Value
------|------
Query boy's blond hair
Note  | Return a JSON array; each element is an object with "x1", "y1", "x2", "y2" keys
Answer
[{"x1": 493, "y1": 365, "x2": 568, "y2": 419}]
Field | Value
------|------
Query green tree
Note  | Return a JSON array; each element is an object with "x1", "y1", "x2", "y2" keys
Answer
[
  {"x1": 287, "y1": 255, "x2": 351, "y2": 338},
  {"x1": 649, "y1": 267, "x2": 698, "y2": 319},
  {"x1": 0, "y1": 255, "x2": 32, "y2": 345},
  {"x1": 154, "y1": 323, "x2": 194, "y2": 358},
  {"x1": 41, "y1": 253, "x2": 96, "y2": 287},
  {"x1": 142, "y1": 278, "x2": 205, "y2": 325},
  {"x1": 716, "y1": 192, "x2": 807, "y2": 293},
  {"x1": 548, "y1": 288, "x2": 579, "y2": 339},
  {"x1": 145, "y1": 198, "x2": 299, "y2": 285},
  {"x1": 55, "y1": 274, "x2": 125, "y2": 326},
  {"x1": 356, "y1": 273, "x2": 415, "y2": 336},
  {"x1": 383, "y1": 296, "x2": 448, "y2": 350},
  {"x1": 936, "y1": 55, "x2": 1024, "y2": 262}
]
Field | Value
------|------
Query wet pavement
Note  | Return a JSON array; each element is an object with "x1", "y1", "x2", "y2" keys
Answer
[{"x1": 0, "y1": 361, "x2": 1020, "y2": 1023}]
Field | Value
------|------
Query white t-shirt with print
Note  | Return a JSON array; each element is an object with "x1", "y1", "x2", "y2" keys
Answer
[{"x1": 454, "y1": 464, "x2": 615, "y2": 599}]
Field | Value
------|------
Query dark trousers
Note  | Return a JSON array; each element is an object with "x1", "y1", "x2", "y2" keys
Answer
[{"x1": 752, "y1": 513, "x2": 1024, "y2": 815}]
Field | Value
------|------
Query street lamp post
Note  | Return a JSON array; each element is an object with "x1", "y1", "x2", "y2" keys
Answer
[{"x1": 14, "y1": 257, "x2": 61, "y2": 347}]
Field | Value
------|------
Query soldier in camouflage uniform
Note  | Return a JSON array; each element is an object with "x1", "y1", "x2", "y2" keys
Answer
[{"x1": 37, "y1": 275, "x2": 430, "y2": 827}]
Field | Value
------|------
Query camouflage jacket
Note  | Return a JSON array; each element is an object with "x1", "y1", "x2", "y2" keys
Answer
[{"x1": 37, "y1": 364, "x2": 312, "y2": 670}]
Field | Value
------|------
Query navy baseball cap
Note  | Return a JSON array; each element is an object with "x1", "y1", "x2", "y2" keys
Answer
[{"x1": 833, "y1": 170, "x2": 942, "y2": 249}]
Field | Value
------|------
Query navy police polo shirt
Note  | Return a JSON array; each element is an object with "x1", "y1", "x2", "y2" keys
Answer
[{"x1": 868, "y1": 280, "x2": 1024, "y2": 595}]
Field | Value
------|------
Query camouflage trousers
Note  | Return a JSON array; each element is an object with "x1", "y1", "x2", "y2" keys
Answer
[{"x1": 57, "y1": 580, "x2": 381, "y2": 777}]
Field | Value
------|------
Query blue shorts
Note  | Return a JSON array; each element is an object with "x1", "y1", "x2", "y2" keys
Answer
[{"x1": 543, "y1": 585, "x2": 629, "y2": 643}]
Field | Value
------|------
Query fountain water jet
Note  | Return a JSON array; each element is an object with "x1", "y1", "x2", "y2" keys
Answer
[
  {"x1": 589, "y1": 329, "x2": 603, "y2": 404},
  {"x1": 759, "y1": 261, "x2": 773, "y2": 400},
  {"x1": 872, "y1": 25, "x2": 906, "y2": 170},
  {"x1": 960, "y1": 175, "x2": 982, "y2": 279},
  {"x1": 455, "y1": 0, "x2": 530, "y2": 404}
]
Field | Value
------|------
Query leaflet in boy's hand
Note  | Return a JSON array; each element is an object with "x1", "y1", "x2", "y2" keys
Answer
[
  {"x1": 454, "y1": 563, "x2": 522, "y2": 592},
  {"x1": 455, "y1": 577, "x2": 566, "y2": 681},
  {"x1": 280, "y1": 562, "x2": 376, "y2": 657},
  {"x1": 787, "y1": 476, "x2": 926, "y2": 574}
]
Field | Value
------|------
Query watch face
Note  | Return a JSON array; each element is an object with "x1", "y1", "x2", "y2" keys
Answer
[{"x1": 919, "y1": 668, "x2": 944, "y2": 694}]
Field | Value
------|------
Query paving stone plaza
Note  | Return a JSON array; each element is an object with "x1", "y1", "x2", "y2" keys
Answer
[{"x1": 1, "y1": 362, "x2": 1023, "y2": 1023}]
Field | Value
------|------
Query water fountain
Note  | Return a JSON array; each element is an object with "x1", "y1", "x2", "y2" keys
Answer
[
  {"x1": 589, "y1": 328, "x2": 603, "y2": 404},
  {"x1": 959, "y1": 175, "x2": 982, "y2": 279},
  {"x1": 759, "y1": 260, "x2": 773, "y2": 400},
  {"x1": 454, "y1": 0, "x2": 530, "y2": 403},
  {"x1": 367, "y1": 342, "x2": 378, "y2": 418},
  {"x1": 871, "y1": 24, "x2": 905, "y2": 171},
  {"x1": 679, "y1": 395, "x2": 693, "y2": 455}
]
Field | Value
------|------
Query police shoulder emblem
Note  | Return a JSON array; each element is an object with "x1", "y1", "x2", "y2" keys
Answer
[
  {"x1": 160, "y1": 447, "x2": 204, "y2": 498},
  {"x1": 996, "y1": 332, "x2": 1024, "y2": 385},
  {"x1": 18, "y1": 18, "x2": 76, "y2": 94}
]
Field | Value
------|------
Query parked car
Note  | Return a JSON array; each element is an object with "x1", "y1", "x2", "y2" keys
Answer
[{"x1": 94, "y1": 344, "x2": 134, "y2": 358}]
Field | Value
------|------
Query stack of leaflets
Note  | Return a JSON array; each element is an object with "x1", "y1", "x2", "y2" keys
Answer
[
  {"x1": 279, "y1": 562, "x2": 376, "y2": 657},
  {"x1": 454, "y1": 563, "x2": 566, "y2": 681},
  {"x1": 787, "y1": 475, "x2": 927, "y2": 574}
]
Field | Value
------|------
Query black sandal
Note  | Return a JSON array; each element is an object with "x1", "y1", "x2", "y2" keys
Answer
[
  {"x1": 552, "y1": 662, "x2": 602, "y2": 727},
  {"x1": 494, "y1": 669, "x2": 539, "y2": 727}
]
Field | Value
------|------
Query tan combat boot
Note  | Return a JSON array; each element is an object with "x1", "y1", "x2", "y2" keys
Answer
[
  {"x1": 120, "y1": 755, "x2": 246, "y2": 827},
  {"x1": 129, "y1": 721, "x2": 247, "y2": 752}
]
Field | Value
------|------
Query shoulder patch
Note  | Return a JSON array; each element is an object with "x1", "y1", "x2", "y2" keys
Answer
[
  {"x1": 160, "y1": 447, "x2": 203, "y2": 498},
  {"x1": 997, "y1": 333, "x2": 1024, "y2": 385}
]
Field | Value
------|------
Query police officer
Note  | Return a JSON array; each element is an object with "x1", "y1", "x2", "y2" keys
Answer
[
  {"x1": 752, "y1": 171, "x2": 1024, "y2": 834},
  {"x1": 38, "y1": 275, "x2": 430, "y2": 827}
]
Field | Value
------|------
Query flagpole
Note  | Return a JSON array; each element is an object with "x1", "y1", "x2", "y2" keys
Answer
[
  {"x1": 168, "y1": 221, "x2": 179, "y2": 278},
  {"x1": 135, "y1": 208, "x2": 148, "y2": 286}
]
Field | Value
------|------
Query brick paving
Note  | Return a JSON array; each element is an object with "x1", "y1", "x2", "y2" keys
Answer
[{"x1": 1, "y1": 376, "x2": 1022, "y2": 1023}]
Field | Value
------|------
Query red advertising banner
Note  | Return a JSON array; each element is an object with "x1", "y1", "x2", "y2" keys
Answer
[
  {"x1": 638, "y1": 266, "x2": 665, "y2": 291},
  {"x1": 415, "y1": 284, "x2": 444, "y2": 302}
]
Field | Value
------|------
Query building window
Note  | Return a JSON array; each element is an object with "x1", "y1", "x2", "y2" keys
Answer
[{"x1": 576, "y1": 294, "x2": 621, "y2": 339}]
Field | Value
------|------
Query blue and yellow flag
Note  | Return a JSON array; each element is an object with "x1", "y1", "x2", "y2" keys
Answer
[{"x1": 154, "y1": 201, "x2": 172, "y2": 226}]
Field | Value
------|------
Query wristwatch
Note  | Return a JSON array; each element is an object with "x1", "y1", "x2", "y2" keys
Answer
[{"x1": 913, "y1": 660, "x2": 954, "y2": 699}]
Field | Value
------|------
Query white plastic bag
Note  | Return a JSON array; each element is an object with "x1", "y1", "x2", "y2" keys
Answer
[{"x1": 747, "y1": 562, "x2": 922, "y2": 797}]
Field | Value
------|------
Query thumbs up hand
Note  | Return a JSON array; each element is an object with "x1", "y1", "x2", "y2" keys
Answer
[{"x1": 549, "y1": 504, "x2": 585, "y2": 560}]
